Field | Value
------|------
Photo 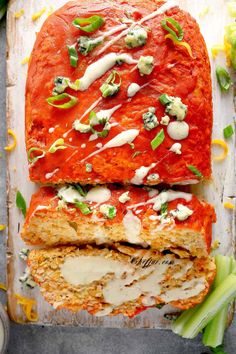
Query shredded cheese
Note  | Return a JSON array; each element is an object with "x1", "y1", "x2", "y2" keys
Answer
[
  {"x1": 14, "y1": 9, "x2": 25, "y2": 19},
  {"x1": 224, "y1": 201, "x2": 234, "y2": 209},
  {"x1": 47, "y1": 6, "x2": 54, "y2": 17},
  {"x1": 0, "y1": 283, "x2": 6, "y2": 291},
  {"x1": 212, "y1": 139, "x2": 228, "y2": 161},
  {"x1": 15, "y1": 294, "x2": 38, "y2": 322},
  {"x1": 0, "y1": 225, "x2": 6, "y2": 231},
  {"x1": 211, "y1": 45, "x2": 225, "y2": 59},
  {"x1": 32, "y1": 7, "x2": 46, "y2": 22},
  {"x1": 165, "y1": 34, "x2": 194, "y2": 59},
  {"x1": 21, "y1": 56, "x2": 30, "y2": 65},
  {"x1": 199, "y1": 6, "x2": 210, "y2": 18},
  {"x1": 4, "y1": 129, "x2": 17, "y2": 152},
  {"x1": 211, "y1": 240, "x2": 220, "y2": 250}
]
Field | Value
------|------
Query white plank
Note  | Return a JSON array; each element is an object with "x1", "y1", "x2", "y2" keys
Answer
[{"x1": 6, "y1": 0, "x2": 235, "y2": 328}]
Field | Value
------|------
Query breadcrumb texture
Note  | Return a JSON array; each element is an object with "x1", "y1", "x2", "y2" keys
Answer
[
  {"x1": 21, "y1": 186, "x2": 216, "y2": 258},
  {"x1": 28, "y1": 245, "x2": 216, "y2": 317},
  {"x1": 25, "y1": 0, "x2": 213, "y2": 185}
]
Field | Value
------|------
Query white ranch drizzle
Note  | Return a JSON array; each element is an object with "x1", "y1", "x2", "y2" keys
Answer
[
  {"x1": 45, "y1": 168, "x2": 59, "y2": 180},
  {"x1": 97, "y1": 0, "x2": 178, "y2": 55},
  {"x1": 127, "y1": 190, "x2": 192, "y2": 210},
  {"x1": 123, "y1": 210, "x2": 143, "y2": 244},
  {"x1": 127, "y1": 83, "x2": 141, "y2": 98},
  {"x1": 96, "y1": 104, "x2": 122, "y2": 121},
  {"x1": 79, "y1": 53, "x2": 137, "y2": 91},
  {"x1": 131, "y1": 163, "x2": 156, "y2": 185},
  {"x1": 81, "y1": 129, "x2": 139, "y2": 162},
  {"x1": 86, "y1": 186, "x2": 111, "y2": 204}
]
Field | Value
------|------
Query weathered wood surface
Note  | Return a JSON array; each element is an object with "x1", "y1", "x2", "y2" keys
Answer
[{"x1": 6, "y1": 0, "x2": 236, "y2": 328}]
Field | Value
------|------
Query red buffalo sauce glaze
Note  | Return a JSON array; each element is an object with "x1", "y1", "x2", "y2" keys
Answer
[
  {"x1": 24, "y1": 185, "x2": 216, "y2": 252},
  {"x1": 25, "y1": 0, "x2": 212, "y2": 185}
]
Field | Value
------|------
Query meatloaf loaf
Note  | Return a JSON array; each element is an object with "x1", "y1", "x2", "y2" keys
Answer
[
  {"x1": 25, "y1": 0, "x2": 212, "y2": 185},
  {"x1": 21, "y1": 185, "x2": 216, "y2": 258},
  {"x1": 27, "y1": 245, "x2": 216, "y2": 317}
]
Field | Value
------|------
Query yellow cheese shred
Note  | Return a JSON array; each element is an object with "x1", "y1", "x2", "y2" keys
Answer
[
  {"x1": 14, "y1": 9, "x2": 25, "y2": 19},
  {"x1": 0, "y1": 225, "x2": 6, "y2": 231},
  {"x1": 21, "y1": 56, "x2": 30, "y2": 65},
  {"x1": 199, "y1": 6, "x2": 210, "y2": 18},
  {"x1": 211, "y1": 45, "x2": 225, "y2": 59},
  {"x1": 165, "y1": 34, "x2": 194, "y2": 59},
  {"x1": 15, "y1": 294, "x2": 38, "y2": 322},
  {"x1": 4, "y1": 129, "x2": 17, "y2": 152},
  {"x1": 212, "y1": 139, "x2": 229, "y2": 161},
  {"x1": 32, "y1": 7, "x2": 46, "y2": 22},
  {"x1": 224, "y1": 201, "x2": 235, "y2": 209},
  {"x1": 0, "y1": 283, "x2": 6, "y2": 291}
]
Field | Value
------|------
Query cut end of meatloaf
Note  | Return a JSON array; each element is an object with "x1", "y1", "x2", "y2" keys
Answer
[
  {"x1": 27, "y1": 245, "x2": 216, "y2": 317},
  {"x1": 25, "y1": 0, "x2": 212, "y2": 185},
  {"x1": 21, "y1": 186, "x2": 216, "y2": 258}
]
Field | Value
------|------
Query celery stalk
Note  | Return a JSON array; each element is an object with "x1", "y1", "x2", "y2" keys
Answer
[
  {"x1": 170, "y1": 304, "x2": 201, "y2": 335},
  {"x1": 202, "y1": 256, "x2": 231, "y2": 347},
  {"x1": 172, "y1": 274, "x2": 236, "y2": 339}
]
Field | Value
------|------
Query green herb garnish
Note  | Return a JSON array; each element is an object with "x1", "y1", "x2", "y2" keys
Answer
[
  {"x1": 67, "y1": 44, "x2": 78, "y2": 68},
  {"x1": 151, "y1": 129, "x2": 165, "y2": 150},
  {"x1": 48, "y1": 138, "x2": 67, "y2": 153},
  {"x1": 216, "y1": 66, "x2": 232, "y2": 92},
  {"x1": 75, "y1": 201, "x2": 92, "y2": 215},
  {"x1": 187, "y1": 165, "x2": 203, "y2": 178},
  {"x1": 160, "y1": 202, "x2": 168, "y2": 215},
  {"x1": 72, "y1": 15, "x2": 105, "y2": 33},
  {"x1": 223, "y1": 124, "x2": 234, "y2": 139},
  {"x1": 159, "y1": 93, "x2": 173, "y2": 106},
  {"x1": 27, "y1": 147, "x2": 45, "y2": 164},
  {"x1": 74, "y1": 184, "x2": 87, "y2": 197},
  {"x1": 161, "y1": 17, "x2": 184, "y2": 42},
  {"x1": 47, "y1": 93, "x2": 78, "y2": 109},
  {"x1": 100, "y1": 70, "x2": 121, "y2": 98},
  {"x1": 16, "y1": 191, "x2": 27, "y2": 218}
]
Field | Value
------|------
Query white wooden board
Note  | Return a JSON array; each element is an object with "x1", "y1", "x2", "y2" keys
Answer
[{"x1": 6, "y1": 0, "x2": 236, "y2": 328}]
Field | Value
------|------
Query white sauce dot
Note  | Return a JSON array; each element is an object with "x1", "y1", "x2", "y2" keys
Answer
[{"x1": 167, "y1": 121, "x2": 189, "y2": 141}]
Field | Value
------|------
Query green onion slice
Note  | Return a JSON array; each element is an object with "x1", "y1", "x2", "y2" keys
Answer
[
  {"x1": 67, "y1": 44, "x2": 78, "y2": 68},
  {"x1": 48, "y1": 138, "x2": 67, "y2": 153},
  {"x1": 187, "y1": 165, "x2": 203, "y2": 178},
  {"x1": 161, "y1": 17, "x2": 184, "y2": 42},
  {"x1": 107, "y1": 206, "x2": 117, "y2": 219},
  {"x1": 151, "y1": 129, "x2": 165, "y2": 150},
  {"x1": 160, "y1": 202, "x2": 168, "y2": 215},
  {"x1": 27, "y1": 147, "x2": 45, "y2": 164},
  {"x1": 47, "y1": 93, "x2": 78, "y2": 109},
  {"x1": 16, "y1": 191, "x2": 27, "y2": 218},
  {"x1": 75, "y1": 201, "x2": 92, "y2": 215},
  {"x1": 72, "y1": 15, "x2": 105, "y2": 33},
  {"x1": 74, "y1": 184, "x2": 87, "y2": 197},
  {"x1": 223, "y1": 124, "x2": 234, "y2": 138},
  {"x1": 216, "y1": 66, "x2": 232, "y2": 92},
  {"x1": 159, "y1": 93, "x2": 172, "y2": 106},
  {"x1": 100, "y1": 70, "x2": 121, "y2": 98}
]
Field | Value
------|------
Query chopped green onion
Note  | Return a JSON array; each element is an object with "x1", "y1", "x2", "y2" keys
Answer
[
  {"x1": 100, "y1": 70, "x2": 121, "y2": 98},
  {"x1": 159, "y1": 93, "x2": 173, "y2": 105},
  {"x1": 74, "y1": 184, "x2": 87, "y2": 197},
  {"x1": 48, "y1": 138, "x2": 67, "y2": 153},
  {"x1": 78, "y1": 36, "x2": 103, "y2": 56},
  {"x1": 67, "y1": 44, "x2": 78, "y2": 68},
  {"x1": 47, "y1": 93, "x2": 78, "y2": 109},
  {"x1": 85, "y1": 163, "x2": 93, "y2": 173},
  {"x1": 72, "y1": 15, "x2": 105, "y2": 33},
  {"x1": 223, "y1": 125, "x2": 234, "y2": 139},
  {"x1": 108, "y1": 206, "x2": 117, "y2": 219},
  {"x1": 161, "y1": 17, "x2": 184, "y2": 42},
  {"x1": 187, "y1": 165, "x2": 203, "y2": 178},
  {"x1": 75, "y1": 201, "x2": 92, "y2": 215},
  {"x1": 202, "y1": 255, "x2": 232, "y2": 348},
  {"x1": 132, "y1": 151, "x2": 142, "y2": 158},
  {"x1": 27, "y1": 147, "x2": 45, "y2": 164},
  {"x1": 160, "y1": 202, "x2": 168, "y2": 215},
  {"x1": 172, "y1": 273, "x2": 236, "y2": 339},
  {"x1": 16, "y1": 191, "x2": 27, "y2": 218},
  {"x1": 151, "y1": 129, "x2": 165, "y2": 150},
  {"x1": 91, "y1": 127, "x2": 109, "y2": 138},
  {"x1": 216, "y1": 66, "x2": 232, "y2": 92}
]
